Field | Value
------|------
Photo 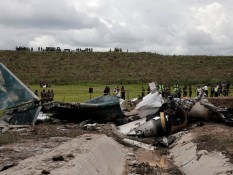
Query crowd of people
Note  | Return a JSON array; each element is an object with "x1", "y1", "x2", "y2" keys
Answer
[
  {"x1": 157, "y1": 81, "x2": 230, "y2": 98},
  {"x1": 104, "y1": 85, "x2": 126, "y2": 100},
  {"x1": 33, "y1": 80, "x2": 231, "y2": 103},
  {"x1": 209, "y1": 81, "x2": 231, "y2": 97},
  {"x1": 103, "y1": 80, "x2": 231, "y2": 100},
  {"x1": 34, "y1": 89, "x2": 54, "y2": 103}
]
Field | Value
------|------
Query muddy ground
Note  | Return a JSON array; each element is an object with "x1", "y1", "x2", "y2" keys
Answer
[
  {"x1": 0, "y1": 122, "x2": 232, "y2": 174},
  {"x1": 0, "y1": 123, "x2": 183, "y2": 175},
  {"x1": 0, "y1": 97, "x2": 232, "y2": 174}
]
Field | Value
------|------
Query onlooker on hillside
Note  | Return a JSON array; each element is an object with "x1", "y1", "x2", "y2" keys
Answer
[
  {"x1": 196, "y1": 85, "x2": 202, "y2": 96},
  {"x1": 164, "y1": 84, "x2": 169, "y2": 98},
  {"x1": 51, "y1": 90, "x2": 54, "y2": 101},
  {"x1": 158, "y1": 83, "x2": 165, "y2": 97},
  {"x1": 121, "y1": 86, "x2": 125, "y2": 100},
  {"x1": 113, "y1": 86, "x2": 120, "y2": 97},
  {"x1": 41, "y1": 89, "x2": 47, "y2": 103},
  {"x1": 203, "y1": 84, "x2": 208, "y2": 97},
  {"x1": 214, "y1": 83, "x2": 219, "y2": 97},
  {"x1": 210, "y1": 84, "x2": 214, "y2": 97},
  {"x1": 141, "y1": 86, "x2": 145, "y2": 97},
  {"x1": 224, "y1": 80, "x2": 230, "y2": 96},
  {"x1": 183, "y1": 85, "x2": 187, "y2": 97},
  {"x1": 173, "y1": 84, "x2": 178, "y2": 97},
  {"x1": 47, "y1": 89, "x2": 54, "y2": 101},
  {"x1": 147, "y1": 85, "x2": 150, "y2": 94},
  {"x1": 103, "y1": 85, "x2": 110, "y2": 95},
  {"x1": 174, "y1": 84, "x2": 181, "y2": 98},
  {"x1": 188, "y1": 85, "x2": 192, "y2": 98},
  {"x1": 218, "y1": 82, "x2": 222, "y2": 96},
  {"x1": 34, "y1": 90, "x2": 38, "y2": 97}
]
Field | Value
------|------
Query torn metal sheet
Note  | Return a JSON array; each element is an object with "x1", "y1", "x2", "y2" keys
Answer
[
  {"x1": 0, "y1": 63, "x2": 39, "y2": 110},
  {"x1": 135, "y1": 91, "x2": 164, "y2": 118}
]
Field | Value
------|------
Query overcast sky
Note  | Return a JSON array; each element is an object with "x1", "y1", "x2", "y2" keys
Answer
[{"x1": 0, "y1": 0, "x2": 232, "y2": 55}]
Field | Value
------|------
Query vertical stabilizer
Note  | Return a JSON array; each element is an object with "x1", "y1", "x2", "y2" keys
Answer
[{"x1": 0, "y1": 63, "x2": 39, "y2": 110}]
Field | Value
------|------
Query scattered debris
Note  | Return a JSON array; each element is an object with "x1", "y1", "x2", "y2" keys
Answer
[
  {"x1": 0, "y1": 124, "x2": 32, "y2": 133},
  {"x1": 156, "y1": 136, "x2": 176, "y2": 147},
  {"x1": 123, "y1": 138, "x2": 156, "y2": 151}
]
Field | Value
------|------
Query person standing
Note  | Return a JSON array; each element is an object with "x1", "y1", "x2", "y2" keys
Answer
[
  {"x1": 188, "y1": 85, "x2": 192, "y2": 98},
  {"x1": 147, "y1": 85, "x2": 150, "y2": 94},
  {"x1": 218, "y1": 82, "x2": 222, "y2": 96},
  {"x1": 34, "y1": 90, "x2": 38, "y2": 97},
  {"x1": 203, "y1": 84, "x2": 208, "y2": 97},
  {"x1": 104, "y1": 85, "x2": 110, "y2": 95},
  {"x1": 183, "y1": 85, "x2": 187, "y2": 97},
  {"x1": 141, "y1": 86, "x2": 145, "y2": 97},
  {"x1": 214, "y1": 83, "x2": 219, "y2": 97},
  {"x1": 173, "y1": 84, "x2": 178, "y2": 97},
  {"x1": 225, "y1": 80, "x2": 230, "y2": 96},
  {"x1": 158, "y1": 83, "x2": 164, "y2": 97},
  {"x1": 121, "y1": 86, "x2": 125, "y2": 100},
  {"x1": 41, "y1": 89, "x2": 47, "y2": 103},
  {"x1": 113, "y1": 86, "x2": 120, "y2": 97},
  {"x1": 196, "y1": 85, "x2": 202, "y2": 96},
  {"x1": 210, "y1": 84, "x2": 214, "y2": 97}
]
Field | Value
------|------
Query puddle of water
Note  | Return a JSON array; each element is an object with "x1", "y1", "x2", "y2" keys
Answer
[{"x1": 135, "y1": 148, "x2": 170, "y2": 168}]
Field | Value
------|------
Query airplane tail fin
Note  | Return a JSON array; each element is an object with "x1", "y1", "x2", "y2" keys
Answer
[{"x1": 0, "y1": 63, "x2": 39, "y2": 110}]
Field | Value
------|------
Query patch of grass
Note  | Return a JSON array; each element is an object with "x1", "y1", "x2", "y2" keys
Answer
[
  {"x1": 29, "y1": 84, "x2": 148, "y2": 102},
  {"x1": 29, "y1": 83, "x2": 232, "y2": 103}
]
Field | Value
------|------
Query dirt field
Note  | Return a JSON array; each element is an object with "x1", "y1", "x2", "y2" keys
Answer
[
  {"x1": 0, "y1": 97, "x2": 232, "y2": 174},
  {"x1": 0, "y1": 123, "x2": 183, "y2": 175},
  {"x1": 0, "y1": 122, "x2": 232, "y2": 174}
]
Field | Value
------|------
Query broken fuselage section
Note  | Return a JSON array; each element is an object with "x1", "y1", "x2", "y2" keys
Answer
[{"x1": 42, "y1": 95, "x2": 126, "y2": 123}]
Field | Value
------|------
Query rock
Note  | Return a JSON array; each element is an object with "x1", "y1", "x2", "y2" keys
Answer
[
  {"x1": 41, "y1": 169, "x2": 50, "y2": 174},
  {"x1": 52, "y1": 155, "x2": 64, "y2": 161}
]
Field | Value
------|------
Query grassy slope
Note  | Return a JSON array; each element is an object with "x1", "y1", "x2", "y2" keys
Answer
[
  {"x1": 0, "y1": 51, "x2": 232, "y2": 102},
  {"x1": 0, "y1": 51, "x2": 232, "y2": 85}
]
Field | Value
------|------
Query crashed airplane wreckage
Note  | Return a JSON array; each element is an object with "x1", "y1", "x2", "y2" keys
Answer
[
  {"x1": 0, "y1": 63, "x2": 232, "y2": 138},
  {"x1": 117, "y1": 83, "x2": 233, "y2": 138},
  {"x1": 0, "y1": 63, "x2": 126, "y2": 126}
]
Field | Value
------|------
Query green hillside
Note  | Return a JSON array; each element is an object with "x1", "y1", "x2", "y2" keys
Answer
[{"x1": 0, "y1": 51, "x2": 232, "y2": 85}]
